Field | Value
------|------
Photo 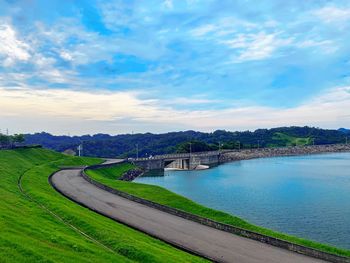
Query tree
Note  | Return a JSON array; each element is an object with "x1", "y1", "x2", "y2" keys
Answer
[
  {"x1": 0, "y1": 134, "x2": 10, "y2": 148},
  {"x1": 12, "y1": 134, "x2": 25, "y2": 144},
  {"x1": 176, "y1": 140, "x2": 216, "y2": 153}
]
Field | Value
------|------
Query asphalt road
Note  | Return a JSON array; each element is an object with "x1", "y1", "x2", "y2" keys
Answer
[{"x1": 51, "y1": 168, "x2": 326, "y2": 263}]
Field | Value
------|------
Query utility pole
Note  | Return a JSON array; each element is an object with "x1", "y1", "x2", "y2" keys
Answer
[
  {"x1": 189, "y1": 142, "x2": 192, "y2": 170},
  {"x1": 136, "y1": 144, "x2": 139, "y2": 159},
  {"x1": 77, "y1": 144, "x2": 83, "y2": 157},
  {"x1": 346, "y1": 137, "x2": 348, "y2": 145},
  {"x1": 237, "y1": 141, "x2": 241, "y2": 151}
]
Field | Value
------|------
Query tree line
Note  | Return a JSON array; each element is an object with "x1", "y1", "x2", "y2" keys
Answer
[
  {"x1": 0, "y1": 134, "x2": 25, "y2": 149},
  {"x1": 24, "y1": 126, "x2": 349, "y2": 158}
]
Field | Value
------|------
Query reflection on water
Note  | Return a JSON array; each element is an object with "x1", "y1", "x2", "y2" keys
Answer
[{"x1": 135, "y1": 152, "x2": 350, "y2": 249}]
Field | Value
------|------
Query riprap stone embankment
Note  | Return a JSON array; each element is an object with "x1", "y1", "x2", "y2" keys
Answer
[{"x1": 220, "y1": 144, "x2": 350, "y2": 162}]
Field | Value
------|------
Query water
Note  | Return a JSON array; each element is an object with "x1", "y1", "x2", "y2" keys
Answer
[{"x1": 135, "y1": 152, "x2": 350, "y2": 249}]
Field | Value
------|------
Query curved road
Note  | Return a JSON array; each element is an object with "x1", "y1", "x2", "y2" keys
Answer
[{"x1": 51, "y1": 168, "x2": 326, "y2": 263}]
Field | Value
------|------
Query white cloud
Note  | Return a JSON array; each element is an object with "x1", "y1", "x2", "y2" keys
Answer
[
  {"x1": 296, "y1": 39, "x2": 338, "y2": 54},
  {"x1": 164, "y1": 97, "x2": 222, "y2": 106},
  {"x1": 313, "y1": 6, "x2": 350, "y2": 23},
  {"x1": 190, "y1": 17, "x2": 257, "y2": 38},
  {"x1": 1, "y1": 86, "x2": 349, "y2": 134},
  {"x1": 97, "y1": 0, "x2": 134, "y2": 29},
  {"x1": 0, "y1": 87, "x2": 169, "y2": 122},
  {"x1": 0, "y1": 23, "x2": 30, "y2": 66},
  {"x1": 191, "y1": 24, "x2": 217, "y2": 37},
  {"x1": 221, "y1": 32, "x2": 292, "y2": 62},
  {"x1": 163, "y1": 0, "x2": 173, "y2": 9},
  {"x1": 60, "y1": 50, "x2": 73, "y2": 61}
]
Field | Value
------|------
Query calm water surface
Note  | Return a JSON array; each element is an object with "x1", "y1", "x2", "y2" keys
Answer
[{"x1": 135, "y1": 152, "x2": 350, "y2": 249}]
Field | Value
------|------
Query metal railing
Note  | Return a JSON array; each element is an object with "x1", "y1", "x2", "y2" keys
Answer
[{"x1": 131, "y1": 149, "x2": 236, "y2": 161}]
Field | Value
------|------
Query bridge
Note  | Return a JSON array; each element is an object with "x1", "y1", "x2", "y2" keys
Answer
[{"x1": 131, "y1": 150, "x2": 235, "y2": 170}]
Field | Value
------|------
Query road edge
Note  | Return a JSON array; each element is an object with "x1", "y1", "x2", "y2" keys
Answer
[{"x1": 81, "y1": 164, "x2": 350, "y2": 263}]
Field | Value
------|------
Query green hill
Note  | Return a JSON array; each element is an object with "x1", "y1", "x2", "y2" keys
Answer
[
  {"x1": 24, "y1": 126, "x2": 348, "y2": 158},
  {"x1": 0, "y1": 148, "x2": 205, "y2": 263},
  {"x1": 271, "y1": 132, "x2": 312, "y2": 147}
]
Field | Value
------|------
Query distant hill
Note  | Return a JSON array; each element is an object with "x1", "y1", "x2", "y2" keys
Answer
[
  {"x1": 25, "y1": 126, "x2": 349, "y2": 158},
  {"x1": 338, "y1": 128, "x2": 350, "y2": 134}
]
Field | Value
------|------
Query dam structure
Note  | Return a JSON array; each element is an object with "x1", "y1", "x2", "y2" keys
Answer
[
  {"x1": 131, "y1": 150, "x2": 234, "y2": 170},
  {"x1": 131, "y1": 144, "x2": 350, "y2": 171}
]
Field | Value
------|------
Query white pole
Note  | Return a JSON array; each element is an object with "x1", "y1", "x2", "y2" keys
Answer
[
  {"x1": 77, "y1": 144, "x2": 82, "y2": 157},
  {"x1": 189, "y1": 142, "x2": 192, "y2": 170}
]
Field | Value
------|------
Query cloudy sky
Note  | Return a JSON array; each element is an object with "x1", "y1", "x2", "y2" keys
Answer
[{"x1": 0, "y1": 0, "x2": 350, "y2": 135}]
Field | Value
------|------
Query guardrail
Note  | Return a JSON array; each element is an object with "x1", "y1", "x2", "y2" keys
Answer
[
  {"x1": 132, "y1": 149, "x2": 236, "y2": 161},
  {"x1": 81, "y1": 163, "x2": 350, "y2": 263}
]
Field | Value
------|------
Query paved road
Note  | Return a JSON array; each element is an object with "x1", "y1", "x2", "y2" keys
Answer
[{"x1": 51, "y1": 169, "x2": 326, "y2": 263}]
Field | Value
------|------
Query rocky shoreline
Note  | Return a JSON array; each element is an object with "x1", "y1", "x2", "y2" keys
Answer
[
  {"x1": 120, "y1": 167, "x2": 144, "y2": 181},
  {"x1": 220, "y1": 144, "x2": 350, "y2": 163}
]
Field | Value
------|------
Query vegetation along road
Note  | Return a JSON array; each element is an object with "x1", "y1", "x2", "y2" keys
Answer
[
  {"x1": 0, "y1": 148, "x2": 205, "y2": 262},
  {"x1": 51, "y1": 165, "x2": 326, "y2": 263}
]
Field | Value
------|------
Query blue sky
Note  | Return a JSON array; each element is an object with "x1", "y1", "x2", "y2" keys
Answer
[{"x1": 0, "y1": 0, "x2": 350, "y2": 135}]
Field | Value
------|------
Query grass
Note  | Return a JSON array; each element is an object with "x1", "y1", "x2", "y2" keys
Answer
[
  {"x1": 91, "y1": 162, "x2": 135, "y2": 180},
  {"x1": 86, "y1": 163, "x2": 350, "y2": 258},
  {"x1": 0, "y1": 148, "x2": 206, "y2": 263},
  {"x1": 272, "y1": 132, "x2": 312, "y2": 146}
]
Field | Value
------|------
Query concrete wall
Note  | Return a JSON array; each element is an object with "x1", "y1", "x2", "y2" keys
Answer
[
  {"x1": 165, "y1": 159, "x2": 186, "y2": 169},
  {"x1": 133, "y1": 159, "x2": 164, "y2": 170},
  {"x1": 134, "y1": 154, "x2": 220, "y2": 170},
  {"x1": 82, "y1": 165, "x2": 350, "y2": 263},
  {"x1": 198, "y1": 154, "x2": 219, "y2": 165}
]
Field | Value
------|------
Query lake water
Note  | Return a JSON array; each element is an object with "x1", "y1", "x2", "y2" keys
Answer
[{"x1": 135, "y1": 152, "x2": 350, "y2": 249}]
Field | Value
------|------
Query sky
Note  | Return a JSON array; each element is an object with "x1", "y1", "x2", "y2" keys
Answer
[{"x1": 0, "y1": 0, "x2": 350, "y2": 135}]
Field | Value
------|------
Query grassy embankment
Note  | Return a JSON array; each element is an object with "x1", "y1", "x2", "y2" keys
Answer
[
  {"x1": 0, "y1": 148, "x2": 206, "y2": 263},
  {"x1": 271, "y1": 132, "x2": 312, "y2": 146},
  {"x1": 86, "y1": 163, "x2": 350, "y2": 258}
]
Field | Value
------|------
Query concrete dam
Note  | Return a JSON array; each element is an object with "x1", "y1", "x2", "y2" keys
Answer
[
  {"x1": 132, "y1": 150, "x2": 233, "y2": 170},
  {"x1": 131, "y1": 144, "x2": 350, "y2": 171}
]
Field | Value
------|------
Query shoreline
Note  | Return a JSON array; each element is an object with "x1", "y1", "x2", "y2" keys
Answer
[
  {"x1": 219, "y1": 144, "x2": 350, "y2": 164},
  {"x1": 84, "y1": 160, "x2": 350, "y2": 262}
]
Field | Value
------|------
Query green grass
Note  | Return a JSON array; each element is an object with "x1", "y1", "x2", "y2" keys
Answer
[
  {"x1": 272, "y1": 132, "x2": 312, "y2": 146},
  {"x1": 87, "y1": 163, "x2": 350, "y2": 258},
  {"x1": 0, "y1": 148, "x2": 206, "y2": 263},
  {"x1": 92, "y1": 163, "x2": 136, "y2": 180}
]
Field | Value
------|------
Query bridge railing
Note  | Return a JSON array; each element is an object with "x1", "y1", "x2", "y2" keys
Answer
[{"x1": 131, "y1": 149, "x2": 237, "y2": 162}]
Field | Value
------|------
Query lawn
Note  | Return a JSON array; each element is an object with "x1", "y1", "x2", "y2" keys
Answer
[
  {"x1": 0, "y1": 148, "x2": 206, "y2": 263},
  {"x1": 272, "y1": 132, "x2": 312, "y2": 146},
  {"x1": 86, "y1": 163, "x2": 350, "y2": 258}
]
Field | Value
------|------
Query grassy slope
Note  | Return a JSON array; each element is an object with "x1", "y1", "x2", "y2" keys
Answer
[
  {"x1": 0, "y1": 148, "x2": 206, "y2": 263},
  {"x1": 272, "y1": 132, "x2": 311, "y2": 146},
  {"x1": 87, "y1": 163, "x2": 350, "y2": 258}
]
